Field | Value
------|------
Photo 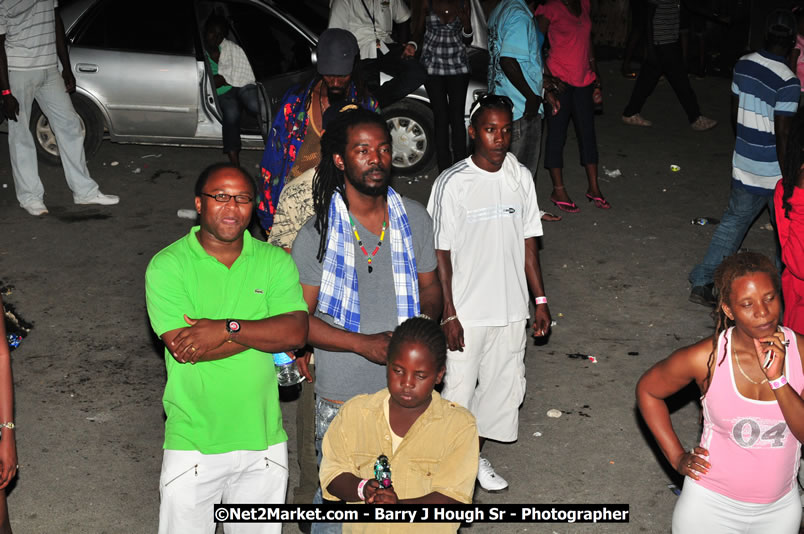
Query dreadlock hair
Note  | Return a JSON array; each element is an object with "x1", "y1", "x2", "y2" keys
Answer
[
  {"x1": 703, "y1": 252, "x2": 780, "y2": 396},
  {"x1": 387, "y1": 317, "x2": 448, "y2": 371},
  {"x1": 312, "y1": 107, "x2": 390, "y2": 262},
  {"x1": 781, "y1": 107, "x2": 804, "y2": 219}
]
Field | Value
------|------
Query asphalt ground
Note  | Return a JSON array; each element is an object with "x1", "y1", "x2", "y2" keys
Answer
[{"x1": 0, "y1": 60, "x2": 797, "y2": 533}]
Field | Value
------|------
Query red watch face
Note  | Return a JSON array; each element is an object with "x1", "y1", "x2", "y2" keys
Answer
[{"x1": 228, "y1": 320, "x2": 240, "y2": 332}]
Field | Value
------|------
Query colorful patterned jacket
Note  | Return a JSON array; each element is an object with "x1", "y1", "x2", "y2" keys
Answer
[{"x1": 257, "y1": 78, "x2": 379, "y2": 231}]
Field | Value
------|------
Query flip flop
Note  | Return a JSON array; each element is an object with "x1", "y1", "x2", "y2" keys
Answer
[
  {"x1": 540, "y1": 210, "x2": 562, "y2": 222},
  {"x1": 550, "y1": 197, "x2": 579, "y2": 213},
  {"x1": 586, "y1": 193, "x2": 611, "y2": 209}
]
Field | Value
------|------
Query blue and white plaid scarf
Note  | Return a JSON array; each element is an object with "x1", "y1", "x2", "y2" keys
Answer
[{"x1": 318, "y1": 188, "x2": 420, "y2": 332}]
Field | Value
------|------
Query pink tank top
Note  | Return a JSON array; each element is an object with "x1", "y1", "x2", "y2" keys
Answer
[{"x1": 697, "y1": 327, "x2": 803, "y2": 503}]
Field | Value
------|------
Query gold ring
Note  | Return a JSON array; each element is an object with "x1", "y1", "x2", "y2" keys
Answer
[{"x1": 190, "y1": 346, "x2": 197, "y2": 352}]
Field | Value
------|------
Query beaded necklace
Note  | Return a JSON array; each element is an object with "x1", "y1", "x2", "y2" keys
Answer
[{"x1": 348, "y1": 215, "x2": 386, "y2": 273}]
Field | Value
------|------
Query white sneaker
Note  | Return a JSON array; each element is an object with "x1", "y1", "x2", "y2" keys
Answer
[
  {"x1": 75, "y1": 192, "x2": 120, "y2": 205},
  {"x1": 477, "y1": 457, "x2": 508, "y2": 492},
  {"x1": 22, "y1": 201, "x2": 48, "y2": 216}
]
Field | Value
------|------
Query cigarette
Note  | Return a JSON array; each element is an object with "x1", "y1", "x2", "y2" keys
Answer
[{"x1": 763, "y1": 350, "x2": 774, "y2": 370}]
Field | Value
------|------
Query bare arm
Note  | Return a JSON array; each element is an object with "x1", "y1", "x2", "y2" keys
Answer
[
  {"x1": 301, "y1": 284, "x2": 392, "y2": 365},
  {"x1": 417, "y1": 269, "x2": 442, "y2": 322},
  {"x1": 776, "y1": 114, "x2": 793, "y2": 171},
  {"x1": 435, "y1": 249, "x2": 464, "y2": 352},
  {"x1": 0, "y1": 296, "x2": 16, "y2": 489},
  {"x1": 751, "y1": 332, "x2": 804, "y2": 443},
  {"x1": 162, "y1": 310, "x2": 308, "y2": 364},
  {"x1": 500, "y1": 56, "x2": 541, "y2": 119},
  {"x1": 0, "y1": 34, "x2": 18, "y2": 121},
  {"x1": 635, "y1": 341, "x2": 712, "y2": 480},
  {"x1": 54, "y1": 8, "x2": 75, "y2": 92},
  {"x1": 524, "y1": 237, "x2": 550, "y2": 336}
]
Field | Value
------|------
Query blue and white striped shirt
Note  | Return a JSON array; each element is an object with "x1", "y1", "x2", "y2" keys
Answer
[{"x1": 732, "y1": 50, "x2": 800, "y2": 195}]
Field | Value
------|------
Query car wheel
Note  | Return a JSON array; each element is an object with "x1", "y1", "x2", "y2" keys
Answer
[
  {"x1": 383, "y1": 100, "x2": 434, "y2": 175},
  {"x1": 30, "y1": 94, "x2": 104, "y2": 166}
]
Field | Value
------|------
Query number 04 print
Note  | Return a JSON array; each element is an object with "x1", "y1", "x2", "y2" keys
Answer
[{"x1": 731, "y1": 419, "x2": 787, "y2": 448}]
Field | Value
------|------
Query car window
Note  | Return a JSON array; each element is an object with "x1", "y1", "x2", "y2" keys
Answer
[
  {"x1": 73, "y1": 0, "x2": 195, "y2": 56},
  {"x1": 225, "y1": 3, "x2": 314, "y2": 80}
]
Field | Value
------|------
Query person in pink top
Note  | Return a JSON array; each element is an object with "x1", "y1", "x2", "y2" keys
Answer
[
  {"x1": 776, "y1": 109, "x2": 804, "y2": 335},
  {"x1": 637, "y1": 252, "x2": 804, "y2": 533},
  {"x1": 536, "y1": 0, "x2": 609, "y2": 213}
]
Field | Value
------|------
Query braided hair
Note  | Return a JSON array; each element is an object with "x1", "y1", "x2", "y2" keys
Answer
[
  {"x1": 387, "y1": 317, "x2": 448, "y2": 371},
  {"x1": 703, "y1": 252, "x2": 780, "y2": 396},
  {"x1": 781, "y1": 108, "x2": 804, "y2": 219},
  {"x1": 312, "y1": 107, "x2": 390, "y2": 262}
]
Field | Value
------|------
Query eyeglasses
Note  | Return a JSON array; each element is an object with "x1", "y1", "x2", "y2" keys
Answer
[
  {"x1": 201, "y1": 193, "x2": 253, "y2": 204},
  {"x1": 469, "y1": 92, "x2": 514, "y2": 120}
]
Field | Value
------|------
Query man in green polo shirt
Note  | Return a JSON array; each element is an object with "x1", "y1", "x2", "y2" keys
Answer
[{"x1": 145, "y1": 162, "x2": 308, "y2": 534}]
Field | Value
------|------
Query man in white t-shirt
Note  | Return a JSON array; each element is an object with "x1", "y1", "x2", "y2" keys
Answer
[
  {"x1": 427, "y1": 94, "x2": 551, "y2": 492},
  {"x1": 0, "y1": 0, "x2": 119, "y2": 216},
  {"x1": 328, "y1": 0, "x2": 426, "y2": 108}
]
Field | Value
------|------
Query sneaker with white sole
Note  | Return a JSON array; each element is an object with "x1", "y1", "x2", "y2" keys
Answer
[
  {"x1": 21, "y1": 201, "x2": 48, "y2": 216},
  {"x1": 691, "y1": 116, "x2": 717, "y2": 131},
  {"x1": 477, "y1": 457, "x2": 508, "y2": 492},
  {"x1": 75, "y1": 192, "x2": 120, "y2": 205},
  {"x1": 621, "y1": 113, "x2": 652, "y2": 127}
]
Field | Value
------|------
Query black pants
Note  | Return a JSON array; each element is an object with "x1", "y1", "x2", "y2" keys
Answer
[
  {"x1": 362, "y1": 44, "x2": 427, "y2": 109},
  {"x1": 544, "y1": 83, "x2": 598, "y2": 169},
  {"x1": 425, "y1": 73, "x2": 469, "y2": 172},
  {"x1": 623, "y1": 41, "x2": 702, "y2": 123}
]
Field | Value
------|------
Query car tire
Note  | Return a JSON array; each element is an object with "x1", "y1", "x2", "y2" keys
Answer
[
  {"x1": 30, "y1": 94, "x2": 104, "y2": 166},
  {"x1": 383, "y1": 100, "x2": 434, "y2": 175}
]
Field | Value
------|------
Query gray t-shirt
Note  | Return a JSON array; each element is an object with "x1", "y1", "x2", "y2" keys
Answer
[{"x1": 291, "y1": 197, "x2": 437, "y2": 402}]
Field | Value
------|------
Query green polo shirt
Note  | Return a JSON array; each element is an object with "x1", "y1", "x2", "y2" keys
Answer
[{"x1": 145, "y1": 226, "x2": 307, "y2": 453}]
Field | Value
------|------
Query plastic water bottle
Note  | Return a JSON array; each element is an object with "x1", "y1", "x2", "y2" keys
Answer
[{"x1": 273, "y1": 352, "x2": 303, "y2": 387}]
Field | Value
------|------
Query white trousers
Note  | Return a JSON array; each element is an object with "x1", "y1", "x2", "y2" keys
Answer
[
  {"x1": 672, "y1": 477, "x2": 802, "y2": 534},
  {"x1": 158, "y1": 443, "x2": 289, "y2": 534},
  {"x1": 441, "y1": 320, "x2": 527, "y2": 442},
  {"x1": 8, "y1": 67, "x2": 99, "y2": 207}
]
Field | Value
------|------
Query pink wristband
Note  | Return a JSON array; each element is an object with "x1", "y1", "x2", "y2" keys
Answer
[
  {"x1": 534, "y1": 296, "x2": 547, "y2": 305},
  {"x1": 769, "y1": 375, "x2": 787, "y2": 390},
  {"x1": 356, "y1": 478, "x2": 369, "y2": 501},
  {"x1": 1, "y1": 89, "x2": 10, "y2": 96}
]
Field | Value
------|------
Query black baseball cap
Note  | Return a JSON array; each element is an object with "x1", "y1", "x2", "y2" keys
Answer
[{"x1": 317, "y1": 29, "x2": 359, "y2": 76}]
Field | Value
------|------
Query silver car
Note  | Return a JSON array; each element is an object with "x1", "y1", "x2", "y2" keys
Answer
[{"x1": 27, "y1": 0, "x2": 487, "y2": 174}]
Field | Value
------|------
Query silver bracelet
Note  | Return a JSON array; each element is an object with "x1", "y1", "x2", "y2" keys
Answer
[
  {"x1": 0, "y1": 422, "x2": 15, "y2": 430},
  {"x1": 417, "y1": 313, "x2": 432, "y2": 321},
  {"x1": 440, "y1": 315, "x2": 458, "y2": 326},
  {"x1": 461, "y1": 27, "x2": 473, "y2": 38}
]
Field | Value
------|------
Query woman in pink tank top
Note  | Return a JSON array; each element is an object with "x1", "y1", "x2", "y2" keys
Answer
[{"x1": 637, "y1": 252, "x2": 804, "y2": 533}]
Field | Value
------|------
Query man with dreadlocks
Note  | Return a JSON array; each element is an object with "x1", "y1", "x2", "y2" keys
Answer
[
  {"x1": 291, "y1": 107, "x2": 441, "y2": 531},
  {"x1": 257, "y1": 28, "x2": 379, "y2": 237}
]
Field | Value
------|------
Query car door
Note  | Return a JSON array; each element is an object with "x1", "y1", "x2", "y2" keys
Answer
[{"x1": 68, "y1": 0, "x2": 199, "y2": 138}]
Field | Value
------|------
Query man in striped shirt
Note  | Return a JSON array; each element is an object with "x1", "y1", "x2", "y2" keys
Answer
[
  {"x1": 0, "y1": 0, "x2": 119, "y2": 217},
  {"x1": 688, "y1": 10, "x2": 800, "y2": 306}
]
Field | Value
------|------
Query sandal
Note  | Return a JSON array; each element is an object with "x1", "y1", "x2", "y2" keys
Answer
[
  {"x1": 586, "y1": 193, "x2": 611, "y2": 209},
  {"x1": 550, "y1": 197, "x2": 579, "y2": 213}
]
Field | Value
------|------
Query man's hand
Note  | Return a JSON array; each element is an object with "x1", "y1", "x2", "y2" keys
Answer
[
  {"x1": 295, "y1": 350, "x2": 314, "y2": 382},
  {"x1": 1, "y1": 94, "x2": 19, "y2": 121},
  {"x1": 0, "y1": 435, "x2": 17, "y2": 490},
  {"x1": 367, "y1": 486, "x2": 399, "y2": 504},
  {"x1": 170, "y1": 315, "x2": 228, "y2": 363},
  {"x1": 544, "y1": 91, "x2": 560, "y2": 116},
  {"x1": 358, "y1": 332, "x2": 392, "y2": 364},
  {"x1": 532, "y1": 304, "x2": 551, "y2": 338},
  {"x1": 213, "y1": 74, "x2": 228, "y2": 88},
  {"x1": 523, "y1": 95, "x2": 543, "y2": 120},
  {"x1": 442, "y1": 318, "x2": 465, "y2": 352},
  {"x1": 401, "y1": 43, "x2": 416, "y2": 59},
  {"x1": 62, "y1": 69, "x2": 76, "y2": 93}
]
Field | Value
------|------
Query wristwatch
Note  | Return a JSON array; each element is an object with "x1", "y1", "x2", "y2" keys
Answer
[{"x1": 225, "y1": 319, "x2": 241, "y2": 339}]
